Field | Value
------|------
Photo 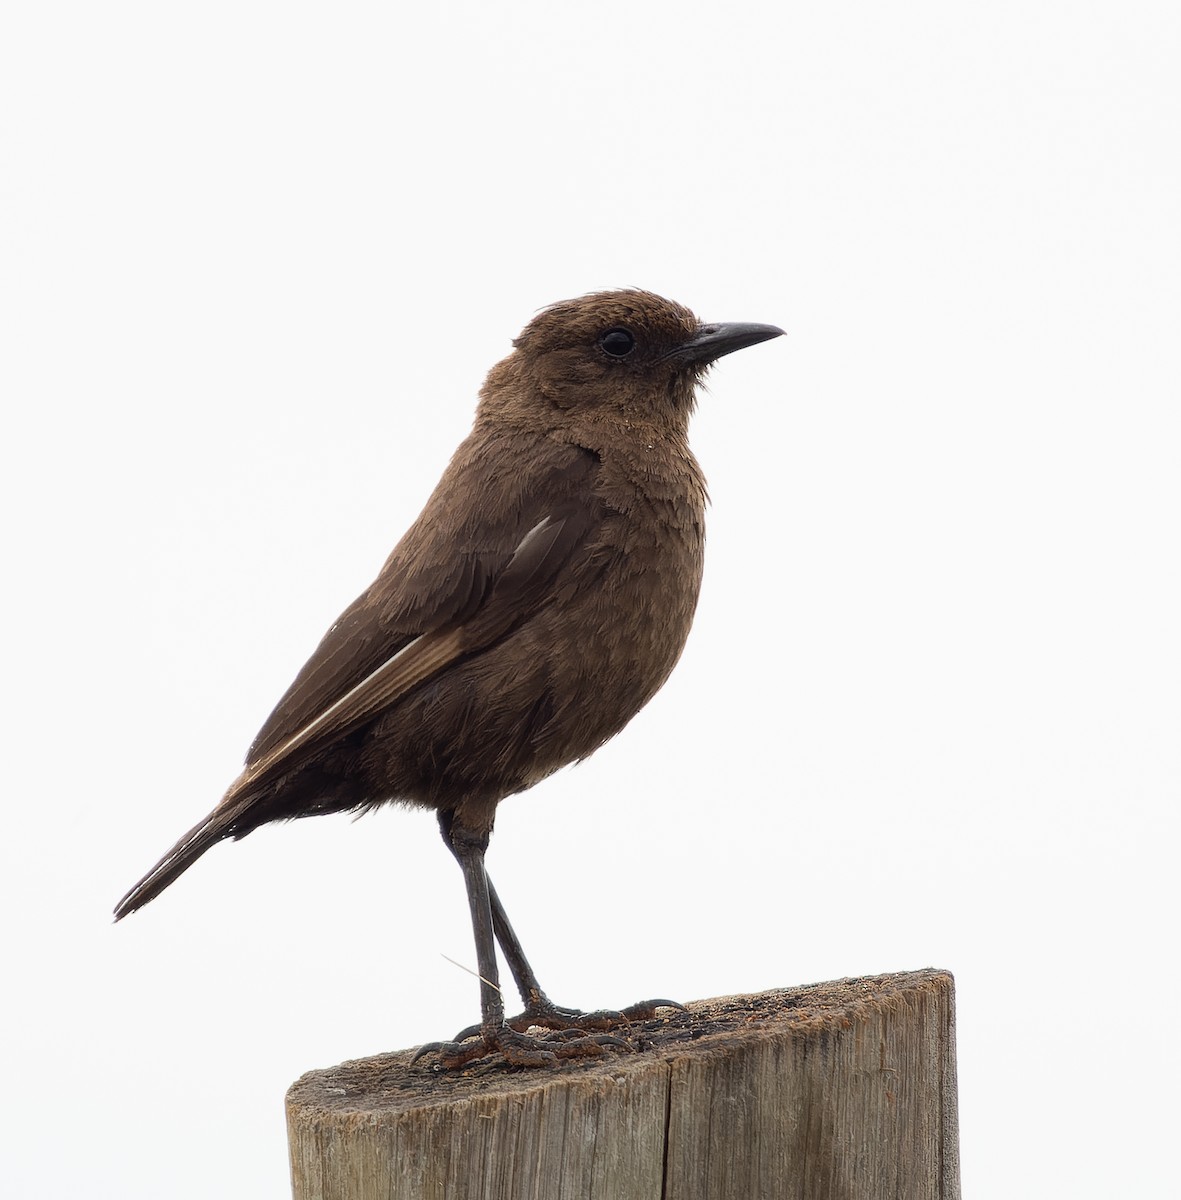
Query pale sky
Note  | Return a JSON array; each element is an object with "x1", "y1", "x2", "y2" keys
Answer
[{"x1": 4, "y1": 3, "x2": 1179, "y2": 1197}]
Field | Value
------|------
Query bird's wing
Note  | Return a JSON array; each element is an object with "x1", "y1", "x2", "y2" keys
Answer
[
  {"x1": 245, "y1": 591, "x2": 425, "y2": 764},
  {"x1": 226, "y1": 440, "x2": 602, "y2": 805}
]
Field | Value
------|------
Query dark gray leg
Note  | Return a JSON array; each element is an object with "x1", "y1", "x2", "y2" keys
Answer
[
  {"x1": 415, "y1": 812, "x2": 635, "y2": 1068},
  {"x1": 449, "y1": 827, "x2": 506, "y2": 1037},
  {"x1": 487, "y1": 877, "x2": 682, "y2": 1032}
]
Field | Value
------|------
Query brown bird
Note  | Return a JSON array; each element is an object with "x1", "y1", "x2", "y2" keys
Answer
[{"x1": 115, "y1": 290, "x2": 783, "y2": 1066}]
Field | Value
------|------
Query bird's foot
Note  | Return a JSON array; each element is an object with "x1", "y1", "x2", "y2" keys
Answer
[
  {"x1": 507, "y1": 995, "x2": 684, "y2": 1033},
  {"x1": 413, "y1": 1022, "x2": 631, "y2": 1070},
  {"x1": 447, "y1": 995, "x2": 684, "y2": 1043}
]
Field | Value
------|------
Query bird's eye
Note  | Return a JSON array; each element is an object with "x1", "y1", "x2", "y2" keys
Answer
[{"x1": 598, "y1": 327, "x2": 636, "y2": 358}]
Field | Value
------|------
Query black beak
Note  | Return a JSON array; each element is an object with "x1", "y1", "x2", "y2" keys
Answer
[{"x1": 671, "y1": 321, "x2": 785, "y2": 367}]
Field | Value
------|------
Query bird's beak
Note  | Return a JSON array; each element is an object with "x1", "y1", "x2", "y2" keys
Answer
[{"x1": 670, "y1": 321, "x2": 786, "y2": 366}]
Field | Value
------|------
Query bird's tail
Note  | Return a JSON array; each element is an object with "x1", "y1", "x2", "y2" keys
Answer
[{"x1": 113, "y1": 787, "x2": 257, "y2": 921}]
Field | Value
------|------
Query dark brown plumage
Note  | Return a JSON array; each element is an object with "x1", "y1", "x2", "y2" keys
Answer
[{"x1": 115, "y1": 290, "x2": 783, "y2": 1065}]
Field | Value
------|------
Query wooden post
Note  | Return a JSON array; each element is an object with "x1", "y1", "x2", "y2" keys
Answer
[{"x1": 286, "y1": 969, "x2": 960, "y2": 1200}]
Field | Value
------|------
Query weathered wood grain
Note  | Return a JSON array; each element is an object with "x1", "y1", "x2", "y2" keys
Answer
[{"x1": 287, "y1": 969, "x2": 960, "y2": 1200}]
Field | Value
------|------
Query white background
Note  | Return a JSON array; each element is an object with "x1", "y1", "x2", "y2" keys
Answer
[{"x1": 4, "y1": 2, "x2": 1178, "y2": 1196}]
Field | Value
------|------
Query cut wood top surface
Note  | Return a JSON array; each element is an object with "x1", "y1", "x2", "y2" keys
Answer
[{"x1": 288, "y1": 968, "x2": 953, "y2": 1114}]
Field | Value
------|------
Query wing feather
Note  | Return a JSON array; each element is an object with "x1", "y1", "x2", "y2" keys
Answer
[{"x1": 229, "y1": 440, "x2": 602, "y2": 801}]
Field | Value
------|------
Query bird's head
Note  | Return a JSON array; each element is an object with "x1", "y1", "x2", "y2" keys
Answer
[{"x1": 480, "y1": 289, "x2": 783, "y2": 434}]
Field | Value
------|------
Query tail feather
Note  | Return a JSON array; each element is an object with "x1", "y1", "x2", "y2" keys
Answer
[{"x1": 113, "y1": 790, "x2": 255, "y2": 921}]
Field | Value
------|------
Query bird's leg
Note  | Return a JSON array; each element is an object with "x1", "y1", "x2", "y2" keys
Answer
[
  {"x1": 414, "y1": 812, "x2": 633, "y2": 1068},
  {"x1": 487, "y1": 877, "x2": 552, "y2": 1012},
  {"x1": 452, "y1": 828, "x2": 506, "y2": 1037},
  {"x1": 485, "y1": 877, "x2": 683, "y2": 1034}
]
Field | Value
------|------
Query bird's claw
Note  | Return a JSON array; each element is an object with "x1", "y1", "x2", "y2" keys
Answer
[
  {"x1": 619, "y1": 997, "x2": 687, "y2": 1020},
  {"x1": 413, "y1": 1024, "x2": 631, "y2": 1070},
  {"x1": 413, "y1": 997, "x2": 684, "y2": 1068},
  {"x1": 505, "y1": 996, "x2": 685, "y2": 1033},
  {"x1": 447, "y1": 996, "x2": 682, "y2": 1043}
]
